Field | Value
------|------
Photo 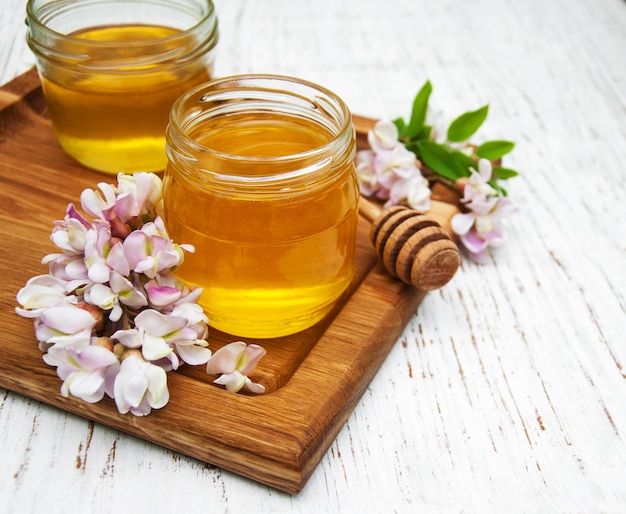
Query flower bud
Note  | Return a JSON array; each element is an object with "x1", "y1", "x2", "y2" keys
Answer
[
  {"x1": 93, "y1": 336, "x2": 114, "y2": 352},
  {"x1": 76, "y1": 302, "x2": 105, "y2": 333}
]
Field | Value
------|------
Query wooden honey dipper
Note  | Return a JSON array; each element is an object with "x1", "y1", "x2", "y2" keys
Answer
[{"x1": 358, "y1": 196, "x2": 461, "y2": 291}]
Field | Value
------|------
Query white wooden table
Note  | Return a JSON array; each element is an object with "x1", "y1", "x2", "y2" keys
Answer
[{"x1": 1, "y1": 0, "x2": 625, "y2": 511}]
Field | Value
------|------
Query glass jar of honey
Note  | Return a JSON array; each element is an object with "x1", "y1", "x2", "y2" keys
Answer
[
  {"x1": 26, "y1": 0, "x2": 218, "y2": 174},
  {"x1": 163, "y1": 75, "x2": 359, "y2": 338}
]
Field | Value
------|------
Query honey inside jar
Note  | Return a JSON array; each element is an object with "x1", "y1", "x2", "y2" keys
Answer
[
  {"x1": 39, "y1": 24, "x2": 212, "y2": 174},
  {"x1": 27, "y1": 0, "x2": 219, "y2": 174},
  {"x1": 164, "y1": 109, "x2": 359, "y2": 338}
]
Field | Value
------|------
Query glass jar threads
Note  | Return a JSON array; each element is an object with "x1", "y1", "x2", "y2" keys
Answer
[
  {"x1": 163, "y1": 75, "x2": 359, "y2": 338},
  {"x1": 26, "y1": 0, "x2": 219, "y2": 174}
]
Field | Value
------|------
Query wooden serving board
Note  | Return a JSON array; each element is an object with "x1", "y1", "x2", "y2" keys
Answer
[{"x1": 0, "y1": 69, "x2": 426, "y2": 494}]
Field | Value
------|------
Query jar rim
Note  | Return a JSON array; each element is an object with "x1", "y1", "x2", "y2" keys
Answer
[
  {"x1": 167, "y1": 74, "x2": 354, "y2": 165},
  {"x1": 26, "y1": 0, "x2": 216, "y2": 49}
]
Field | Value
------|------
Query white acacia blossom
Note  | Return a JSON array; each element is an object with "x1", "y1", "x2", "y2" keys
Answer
[
  {"x1": 356, "y1": 120, "x2": 431, "y2": 212},
  {"x1": 16, "y1": 172, "x2": 266, "y2": 416}
]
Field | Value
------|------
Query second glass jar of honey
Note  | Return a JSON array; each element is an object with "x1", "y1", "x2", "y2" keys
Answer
[
  {"x1": 26, "y1": 0, "x2": 218, "y2": 174},
  {"x1": 163, "y1": 75, "x2": 359, "y2": 338}
]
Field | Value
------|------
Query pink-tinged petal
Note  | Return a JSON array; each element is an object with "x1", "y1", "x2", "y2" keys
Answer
[
  {"x1": 466, "y1": 196, "x2": 498, "y2": 216},
  {"x1": 85, "y1": 283, "x2": 116, "y2": 310},
  {"x1": 134, "y1": 309, "x2": 187, "y2": 336},
  {"x1": 373, "y1": 149, "x2": 394, "y2": 177},
  {"x1": 175, "y1": 341, "x2": 212, "y2": 366},
  {"x1": 478, "y1": 158, "x2": 493, "y2": 182},
  {"x1": 112, "y1": 349, "x2": 169, "y2": 414},
  {"x1": 103, "y1": 362, "x2": 119, "y2": 398},
  {"x1": 40, "y1": 305, "x2": 96, "y2": 334},
  {"x1": 86, "y1": 260, "x2": 111, "y2": 284},
  {"x1": 474, "y1": 215, "x2": 495, "y2": 236},
  {"x1": 106, "y1": 242, "x2": 130, "y2": 276},
  {"x1": 116, "y1": 172, "x2": 163, "y2": 220},
  {"x1": 145, "y1": 281, "x2": 182, "y2": 307},
  {"x1": 66, "y1": 370, "x2": 106, "y2": 403},
  {"x1": 174, "y1": 286, "x2": 203, "y2": 306},
  {"x1": 461, "y1": 230, "x2": 489, "y2": 254},
  {"x1": 44, "y1": 328, "x2": 93, "y2": 349},
  {"x1": 154, "y1": 217, "x2": 169, "y2": 235},
  {"x1": 494, "y1": 196, "x2": 515, "y2": 214},
  {"x1": 171, "y1": 303, "x2": 208, "y2": 326},
  {"x1": 404, "y1": 176, "x2": 431, "y2": 212},
  {"x1": 206, "y1": 341, "x2": 246, "y2": 375},
  {"x1": 76, "y1": 345, "x2": 119, "y2": 370},
  {"x1": 239, "y1": 344, "x2": 267, "y2": 376},
  {"x1": 213, "y1": 370, "x2": 248, "y2": 393},
  {"x1": 110, "y1": 328, "x2": 143, "y2": 349},
  {"x1": 108, "y1": 304, "x2": 123, "y2": 322},
  {"x1": 79, "y1": 189, "x2": 105, "y2": 219},
  {"x1": 44, "y1": 328, "x2": 91, "y2": 349},
  {"x1": 144, "y1": 364, "x2": 168, "y2": 408},
  {"x1": 63, "y1": 257, "x2": 89, "y2": 280},
  {"x1": 134, "y1": 257, "x2": 156, "y2": 277},
  {"x1": 149, "y1": 234, "x2": 170, "y2": 253},
  {"x1": 451, "y1": 212, "x2": 476, "y2": 236},
  {"x1": 122, "y1": 231, "x2": 148, "y2": 268},
  {"x1": 122, "y1": 372, "x2": 149, "y2": 408},
  {"x1": 118, "y1": 288, "x2": 148, "y2": 309},
  {"x1": 128, "y1": 402, "x2": 152, "y2": 416},
  {"x1": 65, "y1": 203, "x2": 91, "y2": 228},
  {"x1": 112, "y1": 192, "x2": 134, "y2": 223},
  {"x1": 24, "y1": 274, "x2": 68, "y2": 291},
  {"x1": 108, "y1": 272, "x2": 145, "y2": 304},
  {"x1": 50, "y1": 219, "x2": 88, "y2": 254},
  {"x1": 355, "y1": 149, "x2": 375, "y2": 167},
  {"x1": 108, "y1": 272, "x2": 131, "y2": 293},
  {"x1": 368, "y1": 120, "x2": 399, "y2": 151},
  {"x1": 389, "y1": 145, "x2": 417, "y2": 173},
  {"x1": 42, "y1": 345, "x2": 75, "y2": 374},
  {"x1": 80, "y1": 183, "x2": 117, "y2": 220},
  {"x1": 143, "y1": 173, "x2": 163, "y2": 209},
  {"x1": 242, "y1": 378, "x2": 266, "y2": 394},
  {"x1": 16, "y1": 284, "x2": 66, "y2": 312},
  {"x1": 155, "y1": 249, "x2": 182, "y2": 270},
  {"x1": 141, "y1": 333, "x2": 172, "y2": 361},
  {"x1": 388, "y1": 176, "x2": 411, "y2": 202},
  {"x1": 171, "y1": 326, "x2": 201, "y2": 343}
]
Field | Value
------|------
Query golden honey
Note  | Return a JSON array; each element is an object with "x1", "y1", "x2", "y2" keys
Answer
[
  {"x1": 164, "y1": 76, "x2": 359, "y2": 338},
  {"x1": 26, "y1": 0, "x2": 218, "y2": 174}
]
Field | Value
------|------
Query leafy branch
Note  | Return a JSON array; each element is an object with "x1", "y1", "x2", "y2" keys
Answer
[{"x1": 393, "y1": 81, "x2": 520, "y2": 194}]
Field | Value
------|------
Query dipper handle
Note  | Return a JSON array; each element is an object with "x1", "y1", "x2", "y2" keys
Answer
[{"x1": 358, "y1": 196, "x2": 461, "y2": 291}]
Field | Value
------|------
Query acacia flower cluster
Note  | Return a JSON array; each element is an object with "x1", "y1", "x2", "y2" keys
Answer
[
  {"x1": 355, "y1": 120, "x2": 431, "y2": 212},
  {"x1": 16, "y1": 172, "x2": 265, "y2": 416},
  {"x1": 356, "y1": 81, "x2": 519, "y2": 263},
  {"x1": 451, "y1": 159, "x2": 515, "y2": 263}
]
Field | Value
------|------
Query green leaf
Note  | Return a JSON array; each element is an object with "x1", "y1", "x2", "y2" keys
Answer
[
  {"x1": 418, "y1": 141, "x2": 466, "y2": 180},
  {"x1": 406, "y1": 80, "x2": 432, "y2": 140},
  {"x1": 476, "y1": 140, "x2": 515, "y2": 160},
  {"x1": 393, "y1": 117, "x2": 406, "y2": 139},
  {"x1": 447, "y1": 104, "x2": 489, "y2": 142},
  {"x1": 451, "y1": 149, "x2": 474, "y2": 176},
  {"x1": 492, "y1": 166, "x2": 519, "y2": 180},
  {"x1": 416, "y1": 124, "x2": 432, "y2": 141},
  {"x1": 404, "y1": 141, "x2": 421, "y2": 156}
]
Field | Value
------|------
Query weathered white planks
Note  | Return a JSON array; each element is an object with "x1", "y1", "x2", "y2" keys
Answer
[{"x1": 1, "y1": 0, "x2": 625, "y2": 511}]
